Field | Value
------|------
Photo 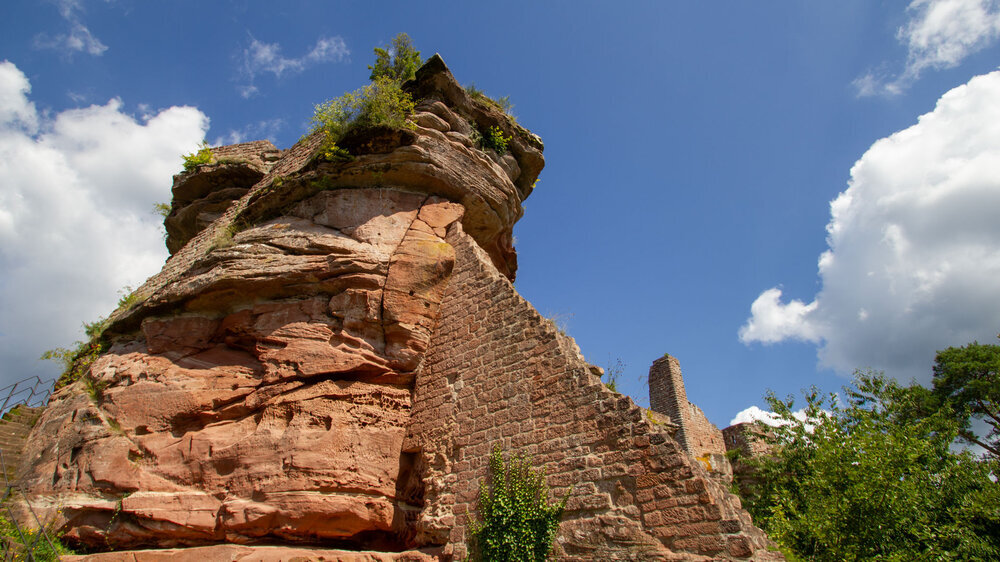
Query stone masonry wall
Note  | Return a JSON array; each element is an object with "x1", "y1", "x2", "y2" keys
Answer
[
  {"x1": 648, "y1": 356, "x2": 729, "y2": 475},
  {"x1": 406, "y1": 224, "x2": 780, "y2": 560},
  {"x1": 649, "y1": 356, "x2": 689, "y2": 450},
  {"x1": 722, "y1": 423, "x2": 773, "y2": 458}
]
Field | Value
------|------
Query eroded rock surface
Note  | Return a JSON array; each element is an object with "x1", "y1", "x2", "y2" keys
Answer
[
  {"x1": 165, "y1": 140, "x2": 280, "y2": 254},
  {"x1": 19, "y1": 189, "x2": 461, "y2": 550}
]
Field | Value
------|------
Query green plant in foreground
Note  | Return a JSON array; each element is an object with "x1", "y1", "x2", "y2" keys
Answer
[
  {"x1": 0, "y1": 508, "x2": 73, "y2": 560},
  {"x1": 467, "y1": 444, "x2": 568, "y2": 562},
  {"x1": 181, "y1": 141, "x2": 213, "y2": 171}
]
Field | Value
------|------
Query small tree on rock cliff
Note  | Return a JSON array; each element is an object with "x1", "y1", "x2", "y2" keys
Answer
[
  {"x1": 311, "y1": 35, "x2": 420, "y2": 162},
  {"x1": 368, "y1": 33, "x2": 422, "y2": 84},
  {"x1": 467, "y1": 444, "x2": 568, "y2": 561}
]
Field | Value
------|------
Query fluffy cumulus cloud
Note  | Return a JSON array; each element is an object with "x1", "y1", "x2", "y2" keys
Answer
[
  {"x1": 729, "y1": 405, "x2": 814, "y2": 428},
  {"x1": 33, "y1": 0, "x2": 108, "y2": 57},
  {"x1": 857, "y1": 0, "x2": 1000, "y2": 96},
  {"x1": 0, "y1": 61, "x2": 207, "y2": 386},
  {"x1": 741, "y1": 70, "x2": 1000, "y2": 381},
  {"x1": 239, "y1": 36, "x2": 349, "y2": 98}
]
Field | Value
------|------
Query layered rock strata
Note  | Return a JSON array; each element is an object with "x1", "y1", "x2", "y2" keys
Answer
[{"x1": 17, "y1": 56, "x2": 779, "y2": 560}]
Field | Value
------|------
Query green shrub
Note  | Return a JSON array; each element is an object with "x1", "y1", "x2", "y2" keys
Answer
[
  {"x1": 181, "y1": 142, "x2": 213, "y2": 171},
  {"x1": 480, "y1": 125, "x2": 512, "y2": 155},
  {"x1": 309, "y1": 76, "x2": 416, "y2": 161},
  {"x1": 42, "y1": 285, "x2": 139, "y2": 390},
  {"x1": 467, "y1": 444, "x2": 568, "y2": 561},
  {"x1": 43, "y1": 338, "x2": 106, "y2": 391},
  {"x1": 369, "y1": 33, "x2": 422, "y2": 84},
  {"x1": 116, "y1": 285, "x2": 140, "y2": 311}
]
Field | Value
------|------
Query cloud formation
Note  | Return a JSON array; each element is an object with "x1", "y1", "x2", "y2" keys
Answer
[
  {"x1": 856, "y1": 0, "x2": 1000, "y2": 96},
  {"x1": 729, "y1": 405, "x2": 813, "y2": 428},
  {"x1": 212, "y1": 118, "x2": 285, "y2": 146},
  {"x1": 741, "y1": 70, "x2": 1000, "y2": 381},
  {"x1": 239, "y1": 36, "x2": 349, "y2": 98},
  {"x1": 0, "y1": 60, "x2": 208, "y2": 386},
  {"x1": 33, "y1": 0, "x2": 108, "y2": 57}
]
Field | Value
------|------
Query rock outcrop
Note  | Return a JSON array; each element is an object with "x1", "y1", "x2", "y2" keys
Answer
[{"x1": 16, "y1": 56, "x2": 780, "y2": 560}]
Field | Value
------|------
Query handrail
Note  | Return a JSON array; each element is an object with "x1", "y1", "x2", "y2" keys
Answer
[
  {"x1": 0, "y1": 449, "x2": 58, "y2": 561},
  {"x1": 0, "y1": 377, "x2": 54, "y2": 419}
]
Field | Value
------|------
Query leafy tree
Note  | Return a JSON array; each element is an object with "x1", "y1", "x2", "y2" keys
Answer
[
  {"x1": 368, "y1": 33, "x2": 422, "y2": 84},
  {"x1": 741, "y1": 371, "x2": 1000, "y2": 561},
  {"x1": 931, "y1": 340, "x2": 1000, "y2": 457},
  {"x1": 467, "y1": 444, "x2": 568, "y2": 561}
]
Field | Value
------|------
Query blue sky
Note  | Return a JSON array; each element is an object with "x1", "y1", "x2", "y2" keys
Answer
[{"x1": 2, "y1": 1, "x2": 1000, "y2": 428}]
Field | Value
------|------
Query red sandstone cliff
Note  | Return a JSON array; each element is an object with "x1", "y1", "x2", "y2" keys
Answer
[{"x1": 16, "y1": 56, "x2": 781, "y2": 561}]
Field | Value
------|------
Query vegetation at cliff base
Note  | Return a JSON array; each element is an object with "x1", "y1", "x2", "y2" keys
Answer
[
  {"x1": 467, "y1": 444, "x2": 568, "y2": 561},
  {"x1": 0, "y1": 508, "x2": 73, "y2": 560},
  {"x1": 739, "y1": 367, "x2": 1000, "y2": 561}
]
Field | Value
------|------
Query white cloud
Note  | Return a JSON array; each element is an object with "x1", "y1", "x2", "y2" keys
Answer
[
  {"x1": 857, "y1": 0, "x2": 1000, "y2": 96},
  {"x1": 239, "y1": 36, "x2": 349, "y2": 96},
  {"x1": 729, "y1": 405, "x2": 813, "y2": 428},
  {"x1": 738, "y1": 288, "x2": 821, "y2": 344},
  {"x1": 0, "y1": 61, "x2": 208, "y2": 386},
  {"x1": 212, "y1": 118, "x2": 285, "y2": 146},
  {"x1": 742, "y1": 70, "x2": 1000, "y2": 382},
  {"x1": 33, "y1": 0, "x2": 108, "y2": 57}
]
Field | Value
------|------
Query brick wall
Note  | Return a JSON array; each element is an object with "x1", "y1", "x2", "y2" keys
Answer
[
  {"x1": 722, "y1": 423, "x2": 773, "y2": 459},
  {"x1": 648, "y1": 357, "x2": 728, "y2": 466},
  {"x1": 406, "y1": 224, "x2": 780, "y2": 560}
]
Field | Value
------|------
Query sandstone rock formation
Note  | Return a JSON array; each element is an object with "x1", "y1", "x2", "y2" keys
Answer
[{"x1": 16, "y1": 55, "x2": 781, "y2": 560}]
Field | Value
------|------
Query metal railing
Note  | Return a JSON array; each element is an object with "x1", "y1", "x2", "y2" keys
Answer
[
  {"x1": 0, "y1": 377, "x2": 56, "y2": 560},
  {"x1": 0, "y1": 450, "x2": 58, "y2": 561},
  {"x1": 0, "y1": 378, "x2": 53, "y2": 419}
]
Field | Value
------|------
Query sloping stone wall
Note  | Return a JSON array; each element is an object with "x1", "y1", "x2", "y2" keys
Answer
[{"x1": 407, "y1": 224, "x2": 780, "y2": 560}]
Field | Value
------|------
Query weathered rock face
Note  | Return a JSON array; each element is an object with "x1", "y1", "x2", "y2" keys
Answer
[
  {"x1": 18, "y1": 55, "x2": 780, "y2": 560},
  {"x1": 22, "y1": 189, "x2": 461, "y2": 549},
  {"x1": 165, "y1": 140, "x2": 280, "y2": 254}
]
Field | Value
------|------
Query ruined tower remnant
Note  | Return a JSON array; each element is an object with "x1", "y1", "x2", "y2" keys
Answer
[
  {"x1": 15, "y1": 56, "x2": 781, "y2": 560},
  {"x1": 649, "y1": 354, "x2": 731, "y2": 477}
]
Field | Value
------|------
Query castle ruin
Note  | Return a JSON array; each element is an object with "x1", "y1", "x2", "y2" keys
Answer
[{"x1": 12, "y1": 55, "x2": 781, "y2": 561}]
